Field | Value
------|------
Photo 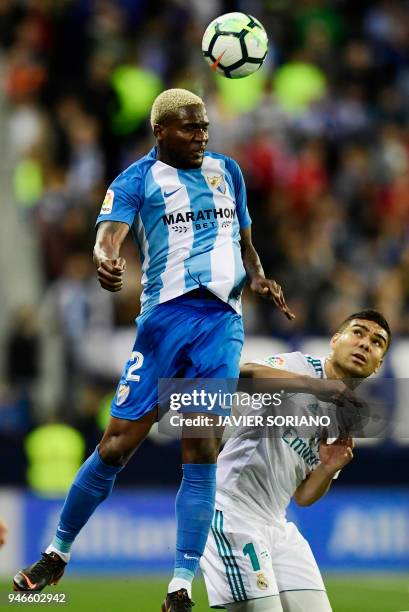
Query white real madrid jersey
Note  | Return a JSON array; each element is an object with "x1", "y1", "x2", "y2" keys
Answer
[
  {"x1": 216, "y1": 352, "x2": 334, "y2": 524},
  {"x1": 96, "y1": 147, "x2": 251, "y2": 316}
]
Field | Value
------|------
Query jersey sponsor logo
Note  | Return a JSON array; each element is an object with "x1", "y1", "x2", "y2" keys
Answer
[
  {"x1": 116, "y1": 383, "x2": 130, "y2": 406},
  {"x1": 265, "y1": 356, "x2": 286, "y2": 368},
  {"x1": 282, "y1": 427, "x2": 320, "y2": 467},
  {"x1": 256, "y1": 572, "x2": 269, "y2": 590},
  {"x1": 100, "y1": 189, "x2": 114, "y2": 214},
  {"x1": 163, "y1": 187, "x2": 183, "y2": 198},
  {"x1": 205, "y1": 174, "x2": 226, "y2": 194},
  {"x1": 161, "y1": 207, "x2": 235, "y2": 230}
]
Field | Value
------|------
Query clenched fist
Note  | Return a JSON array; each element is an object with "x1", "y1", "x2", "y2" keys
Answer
[{"x1": 95, "y1": 257, "x2": 126, "y2": 292}]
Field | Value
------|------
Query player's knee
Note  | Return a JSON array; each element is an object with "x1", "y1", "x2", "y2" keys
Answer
[
  {"x1": 182, "y1": 437, "x2": 220, "y2": 464},
  {"x1": 98, "y1": 434, "x2": 134, "y2": 467}
]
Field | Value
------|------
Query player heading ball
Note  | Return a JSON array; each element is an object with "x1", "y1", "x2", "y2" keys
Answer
[{"x1": 13, "y1": 88, "x2": 294, "y2": 612}]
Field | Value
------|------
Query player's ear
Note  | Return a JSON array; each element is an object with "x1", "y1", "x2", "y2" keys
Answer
[
  {"x1": 373, "y1": 357, "x2": 383, "y2": 374},
  {"x1": 330, "y1": 332, "x2": 340, "y2": 349},
  {"x1": 153, "y1": 123, "x2": 164, "y2": 140}
]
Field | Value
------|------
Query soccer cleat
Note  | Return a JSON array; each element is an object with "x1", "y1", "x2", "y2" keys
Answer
[
  {"x1": 161, "y1": 588, "x2": 195, "y2": 611},
  {"x1": 13, "y1": 552, "x2": 66, "y2": 592}
]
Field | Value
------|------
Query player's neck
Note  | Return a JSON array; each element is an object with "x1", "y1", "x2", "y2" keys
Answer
[
  {"x1": 324, "y1": 358, "x2": 361, "y2": 388},
  {"x1": 156, "y1": 149, "x2": 177, "y2": 167},
  {"x1": 324, "y1": 358, "x2": 346, "y2": 380},
  {"x1": 156, "y1": 146, "x2": 202, "y2": 170}
]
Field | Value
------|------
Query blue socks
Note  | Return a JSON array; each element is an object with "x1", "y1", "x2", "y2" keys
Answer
[
  {"x1": 169, "y1": 463, "x2": 217, "y2": 596},
  {"x1": 47, "y1": 447, "x2": 122, "y2": 558},
  {"x1": 48, "y1": 448, "x2": 217, "y2": 595}
]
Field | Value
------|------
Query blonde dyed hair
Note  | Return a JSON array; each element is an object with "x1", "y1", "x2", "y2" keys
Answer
[{"x1": 150, "y1": 88, "x2": 204, "y2": 129}]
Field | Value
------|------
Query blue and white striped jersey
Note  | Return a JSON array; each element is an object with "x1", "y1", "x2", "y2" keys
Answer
[{"x1": 96, "y1": 147, "x2": 251, "y2": 316}]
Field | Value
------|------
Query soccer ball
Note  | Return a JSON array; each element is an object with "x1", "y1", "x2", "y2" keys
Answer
[{"x1": 202, "y1": 12, "x2": 268, "y2": 79}]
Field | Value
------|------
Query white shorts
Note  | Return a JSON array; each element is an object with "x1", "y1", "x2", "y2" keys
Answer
[{"x1": 200, "y1": 506, "x2": 326, "y2": 608}]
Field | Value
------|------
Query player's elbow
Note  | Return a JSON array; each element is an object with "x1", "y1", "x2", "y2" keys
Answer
[
  {"x1": 293, "y1": 490, "x2": 315, "y2": 507},
  {"x1": 240, "y1": 364, "x2": 255, "y2": 378}
]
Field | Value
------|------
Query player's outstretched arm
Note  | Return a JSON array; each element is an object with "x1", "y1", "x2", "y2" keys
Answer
[
  {"x1": 241, "y1": 364, "x2": 316, "y2": 392},
  {"x1": 93, "y1": 221, "x2": 129, "y2": 292},
  {"x1": 241, "y1": 364, "x2": 361, "y2": 407},
  {"x1": 293, "y1": 436, "x2": 354, "y2": 507},
  {"x1": 240, "y1": 227, "x2": 295, "y2": 320}
]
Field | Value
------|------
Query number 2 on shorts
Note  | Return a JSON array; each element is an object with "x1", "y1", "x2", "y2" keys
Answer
[
  {"x1": 243, "y1": 542, "x2": 261, "y2": 571},
  {"x1": 126, "y1": 351, "x2": 144, "y2": 382}
]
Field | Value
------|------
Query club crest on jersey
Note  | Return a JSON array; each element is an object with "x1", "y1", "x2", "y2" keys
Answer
[
  {"x1": 256, "y1": 573, "x2": 269, "y2": 590},
  {"x1": 206, "y1": 174, "x2": 226, "y2": 194},
  {"x1": 116, "y1": 383, "x2": 130, "y2": 406},
  {"x1": 100, "y1": 189, "x2": 114, "y2": 214},
  {"x1": 265, "y1": 356, "x2": 286, "y2": 368}
]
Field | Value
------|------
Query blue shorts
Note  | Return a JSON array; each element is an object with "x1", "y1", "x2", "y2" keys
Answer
[{"x1": 111, "y1": 294, "x2": 244, "y2": 421}]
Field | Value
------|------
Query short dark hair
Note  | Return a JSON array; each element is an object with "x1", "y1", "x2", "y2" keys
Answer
[{"x1": 338, "y1": 309, "x2": 391, "y2": 350}]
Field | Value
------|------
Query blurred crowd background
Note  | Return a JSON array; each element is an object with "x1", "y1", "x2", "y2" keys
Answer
[{"x1": 0, "y1": 0, "x2": 408, "y2": 492}]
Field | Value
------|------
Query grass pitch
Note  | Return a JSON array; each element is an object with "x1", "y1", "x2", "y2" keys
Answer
[{"x1": 1, "y1": 576, "x2": 408, "y2": 611}]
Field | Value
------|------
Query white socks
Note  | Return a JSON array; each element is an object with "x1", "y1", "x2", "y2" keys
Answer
[
  {"x1": 167, "y1": 577, "x2": 192, "y2": 599},
  {"x1": 45, "y1": 545, "x2": 70, "y2": 564}
]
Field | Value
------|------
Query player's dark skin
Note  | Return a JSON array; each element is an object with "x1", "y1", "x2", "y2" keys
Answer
[{"x1": 94, "y1": 103, "x2": 294, "y2": 468}]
